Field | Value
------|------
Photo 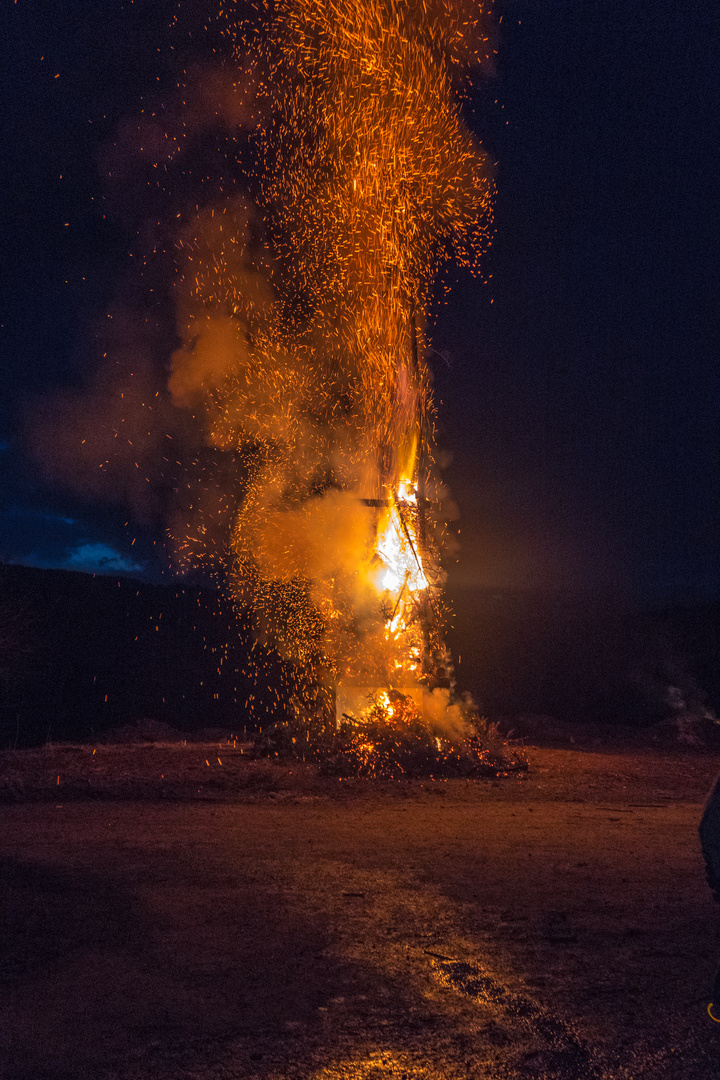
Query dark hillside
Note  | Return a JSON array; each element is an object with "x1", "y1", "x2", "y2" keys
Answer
[
  {"x1": 446, "y1": 585, "x2": 719, "y2": 725},
  {"x1": 0, "y1": 564, "x2": 284, "y2": 747},
  {"x1": 0, "y1": 564, "x2": 717, "y2": 746}
]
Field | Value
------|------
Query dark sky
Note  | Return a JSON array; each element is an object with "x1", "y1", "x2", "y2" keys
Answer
[{"x1": 1, "y1": 0, "x2": 718, "y2": 603}]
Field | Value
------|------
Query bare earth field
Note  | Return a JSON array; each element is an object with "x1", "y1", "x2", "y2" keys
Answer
[{"x1": 2, "y1": 743, "x2": 720, "y2": 1079}]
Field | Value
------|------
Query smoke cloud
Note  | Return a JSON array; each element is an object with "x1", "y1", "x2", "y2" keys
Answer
[{"x1": 30, "y1": 0, "x2": 496, "y2": 724}]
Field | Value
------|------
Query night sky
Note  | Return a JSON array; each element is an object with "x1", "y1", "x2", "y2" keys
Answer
[{"x1": 1, "y1": 0, "x2": 718, "y2": 604}]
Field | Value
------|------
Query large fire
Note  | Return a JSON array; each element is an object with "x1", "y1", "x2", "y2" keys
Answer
[{"x1": 166, "y1": 0, "x2": 503, "y2": 768}]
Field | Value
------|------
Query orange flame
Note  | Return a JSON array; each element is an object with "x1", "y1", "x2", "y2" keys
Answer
[{"x1": 167, "y1": 1, "x2": 495, "y2": 715}]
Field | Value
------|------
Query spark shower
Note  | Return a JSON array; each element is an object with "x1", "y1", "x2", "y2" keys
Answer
[{"x1": 168, "y1": 0, "x2": 495, "y2": 728}]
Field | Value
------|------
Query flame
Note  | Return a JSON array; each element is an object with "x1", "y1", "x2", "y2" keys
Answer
[
  {"x1": 375, "y1": 482, "x2": 428, "y2": 656},
  {"x1": 165, "y1": 1, "x2": 495, "y2": 719},
  {"x1": 376, "y1": 490, "x2": 427, "y2": 594},
  {"x1": 368, "y1": 434, "x2": 431, "y2": 681}
]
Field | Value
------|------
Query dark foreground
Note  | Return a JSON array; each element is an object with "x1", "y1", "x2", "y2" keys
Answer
[{"x1": 2, "y1": 746, "x2": 720, "y2": 1079}]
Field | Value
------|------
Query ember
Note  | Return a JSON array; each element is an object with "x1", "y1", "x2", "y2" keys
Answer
[{"x1": 169, "y1": 0, "x2": 497, "y2": 758}]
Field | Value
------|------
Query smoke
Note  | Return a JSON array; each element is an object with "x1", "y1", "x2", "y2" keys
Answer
[
  {"x1": 100, "y1": 63, "x2": 259, "y2": 216},
  {"x1": 29, "y1": 0, "x2": 496, "y2": 717},
  {"x1": 29, "y1": 306, "x2": 173, "y2": 524},
  {"x1": 209, "y1": 0, "x2": 495, "y2": 693},
  {"x1": 28, "y1": 55, "x2": 262, "y2": 535},
  {"x1": 423, "y1": 686, "x2": 474, "y2": 741}
]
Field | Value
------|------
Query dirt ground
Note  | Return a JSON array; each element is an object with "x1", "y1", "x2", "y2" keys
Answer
[{"x1": 2, "y1": 743, "x2": 720, "y2": 1079}]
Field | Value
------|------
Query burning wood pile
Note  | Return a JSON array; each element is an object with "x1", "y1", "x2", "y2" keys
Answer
[{"x1": 254, "y1": 689, "x2": 527, "y2": 779}]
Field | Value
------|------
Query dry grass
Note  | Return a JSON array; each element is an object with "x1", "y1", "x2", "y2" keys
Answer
[
  {"x1": 0, "y1": 723, "x2": 526, "y2": 803},
  {"x1": 0, "y1": 741, "x2": 305, "y2": 803}
]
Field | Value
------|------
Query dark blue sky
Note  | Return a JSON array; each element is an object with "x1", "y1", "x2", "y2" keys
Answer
[{"x1": 1, "y1": 0, "x2": 718, "y2": 602}]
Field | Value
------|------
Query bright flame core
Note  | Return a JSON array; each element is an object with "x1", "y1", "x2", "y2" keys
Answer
[{"x1": 376, "y1": 486, "x2": 428, "y2": 656}]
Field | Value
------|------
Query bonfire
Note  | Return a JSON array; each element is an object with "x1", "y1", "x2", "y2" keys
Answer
[{"x1": 167, "y1": 1, "x2": 513, "y2": 774}]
